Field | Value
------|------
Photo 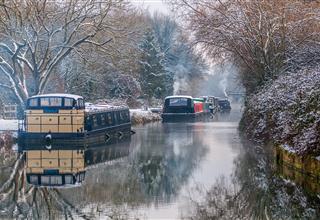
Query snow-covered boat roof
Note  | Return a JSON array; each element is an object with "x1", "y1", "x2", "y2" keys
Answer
[
  {"x1": 85, "y1": 103, "x2": 129, "y2": 114},
  {"x1": 29, "y1": 93, "x2": 83, "y2": 100},
  {"x1": 165, "y1": 95, "x2": 193, "y2": 99}
]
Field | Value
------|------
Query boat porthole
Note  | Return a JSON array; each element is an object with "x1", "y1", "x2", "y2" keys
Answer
[{"x1": 44, "y1": 134, "x2": 52, "y2": 150}]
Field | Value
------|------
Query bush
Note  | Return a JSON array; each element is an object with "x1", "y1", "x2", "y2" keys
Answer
[{"x1": 241, "y1": 66, "x2": 320, "y2": 156}]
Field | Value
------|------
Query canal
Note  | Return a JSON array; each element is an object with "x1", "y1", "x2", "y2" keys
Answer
[{"x1": 1, "y1": 104, "x2": 320, "y2": 219}]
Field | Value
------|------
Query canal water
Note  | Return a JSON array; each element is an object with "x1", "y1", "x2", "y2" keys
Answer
[
  {"x1": 56, "y1": 107, "x2": 243, "y2": 219},
  {"x1": 1, "y1": 104, "x2": 320, "y2": 219}
]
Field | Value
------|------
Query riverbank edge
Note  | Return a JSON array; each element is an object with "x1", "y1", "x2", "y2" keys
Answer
[
  {"x1": 130, "y1": 110, "x2": 162, "y2": 125},
  {"x1": 274, "y1": 145, "x2": 320, "y2": 180}
]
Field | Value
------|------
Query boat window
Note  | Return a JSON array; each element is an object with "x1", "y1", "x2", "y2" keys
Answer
[
  {"x1": 104, "y1": 113, "x2": 108, "y2": 124},
  {"x1": 119, "y1": 111, "x2": 124, "y2": 123},
  {"x1": 92, "y1": 115, "x2": 98, "y2": 127},
  {"x1": 28, "y1": 98, "x2": 38, "y2": 107},
  {"x1": 29, "y1": 175, "x2": 39, "y2": 184},
  {"x1": 64, "y1": 98, "x2": 74, "y2": 107},
  {"x1": 65, "y1": 175, "x2": 74, "y2": 184},
  {"x1": 97, "y1": 114, "x2": 102, "y2": 126},
  {"x1": 85, "y1": 116, "x2": 92, "y2": 131},
  {"x1": 50, "y1": 176, "x2": 63, "y2": 185},
  {"x1": 78, "y1": 99, "x2": 85, "y2": 109},
  {"x1": 107, "y1": 112, "x2": 113, "y2": 125},
  {"x1": 100, "y1": 114, "x2": 105, "y2": 125},
  {"x1": 40, "y1": 97, "x2": 62, "y2": 107},
  {"x1": 115, "y1": 112, "x2": 120, "y2": 124},
  {"x1": 40, "y1": 176, "x2": 50, "y2": 185},
  {"x1": 121, "y1": 111, "x2": 129, "y2": 123},
  {"x1": 169, "y1": 98, "x2": 188, "y2": 107}
]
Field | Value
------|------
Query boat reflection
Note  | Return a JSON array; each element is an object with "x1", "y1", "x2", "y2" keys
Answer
[
  {"x1": 23, "y1": 138, "x2": 131, "y2": 187},
  {"x1": 26, "y1": 149, "x2": 85, "y2": 186}
]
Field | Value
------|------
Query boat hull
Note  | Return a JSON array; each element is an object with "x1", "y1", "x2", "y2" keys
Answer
[
  {"x1": 18, "y1": 123, "x2": 131, "y2": 151},
  {"x1": 161, "y1": 112, "x2": 211, "y2": 123}
]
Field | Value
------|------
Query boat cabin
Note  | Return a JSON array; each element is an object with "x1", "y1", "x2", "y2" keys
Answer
[
  {"x1": 19, "y1": 93, "x2": 131, "y2": 150},
  {"x1": 26, "y1": 94, "x2": 85, "y2": 111},
  {"x1": 163, "y1": 96, "x2": 194, "y2": 113},
  {"x1": 218, "y1": 99, "x2": 231, "y2": 111},
  {"x1": 162, "y1": 95, "x2": 211, "y2": 122},
  {"x1": 24, "y1": 94, "x2": 85, "y2": 134}
]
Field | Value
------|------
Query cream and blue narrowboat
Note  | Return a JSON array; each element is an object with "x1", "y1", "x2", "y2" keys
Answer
[{"x1": 18, "y1": 93, "x2": 131, "y2": 150}]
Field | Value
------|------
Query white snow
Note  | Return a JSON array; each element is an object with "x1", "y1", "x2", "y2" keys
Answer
[
  {"x1": 130, "y1": 108, "x2": 161, "y2": 125},
  {"x1": 281, "y1": 144, "x2": 297, "y2": 154},
  {"x1": 0, "y1": 119, "x2": 18, "y2": 131},
  {"x1": 85, "y1": 102, "x2": 127, "y2": 112}
]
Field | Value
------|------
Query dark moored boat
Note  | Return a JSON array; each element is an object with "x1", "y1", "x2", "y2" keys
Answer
[
  {"x1": 18, "y1": 93, "x2": 131, "y2": 150},
  {"x1": 217, "y1": 98, "x2": 231, "y2": 111},
  {"x1": 161, "y1": 96, "x2": 211, "y2": 122}
]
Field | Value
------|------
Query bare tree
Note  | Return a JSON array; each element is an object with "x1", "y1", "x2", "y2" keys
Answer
[
  {"x1": 169, "y1": 0, "x2": 320, "y2": 93},
  {"x1": 0, "y1": 0, "x2": 128, "y2": 107}
]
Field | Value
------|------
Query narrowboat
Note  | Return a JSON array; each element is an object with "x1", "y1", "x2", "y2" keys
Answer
[
  {"x1": 25, "y1": 138, "x2": 130, "y2": 186},
  {"x1": 217, "y1": 98, "x2": 231, "y2": 111},
  {"x1": 203, "y1": 96, "x2": 219, "y2": 114},
  {"x1": 161, "y1": 95, "x2": 211, "y2": 122},
  {"x1": 18, "y1": 93, "x2": 131, "y2": 150}
]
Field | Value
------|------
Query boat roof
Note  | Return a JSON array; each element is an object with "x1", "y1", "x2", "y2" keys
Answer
[
  {"x1": 28, "y1": 93, "x2": 83, "y2": 100},
  {"x1": 165, "y1": 95, "x2": 193, "y2": 99},
  {"x1": 193, "y1": 98, "x2": 205, "y2": 102},
  {"x1": 85, "y1": 103, "x2": 129, "y2": 114}
]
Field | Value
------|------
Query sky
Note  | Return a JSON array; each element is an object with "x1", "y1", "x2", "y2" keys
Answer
[{"x1": 130, "y1": 0, "x2": 170, "y2": 14}]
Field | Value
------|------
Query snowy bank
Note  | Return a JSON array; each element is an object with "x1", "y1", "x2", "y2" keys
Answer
[
  {"x1": 241, "y1": 66, "x2": 320, "y2": 156},
  {"x1": 130, "y1": 109, "x2": 161, "y2": 125},
  {"x1": 0, "y1": 131, "x2": 16, "y2": 166},
  {"x1": 0, "y1": 120, "x2": 18, "y2": 132}
]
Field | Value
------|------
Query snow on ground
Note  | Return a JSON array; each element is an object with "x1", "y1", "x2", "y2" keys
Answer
[
  {"x1": 130, "y1": 109, "x2": 161, "y2": 125},
  {"x1": 0, "y1": 119, "x2": 18, "y2": 131}
]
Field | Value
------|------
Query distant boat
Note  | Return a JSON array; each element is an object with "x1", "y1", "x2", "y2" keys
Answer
[
  {"x1": 18, "y1": 93, "x2": 131, "y2": 150},
  {"x1": 161, "y1": 95, "x2": 211, "y2": 122},
  {"x1": 217, "y1": 98, "x2": 231, "y2": 111}
]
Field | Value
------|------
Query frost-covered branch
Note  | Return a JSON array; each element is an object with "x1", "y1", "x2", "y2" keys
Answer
[
  {"x1": 170, "y1": 0, "x2": 320, "y2": 93},
  {"x1": 0, "y1": 0, "x2": 127, "y2": 105}
]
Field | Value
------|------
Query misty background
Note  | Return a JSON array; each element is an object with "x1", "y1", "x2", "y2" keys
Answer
[{"x1": 0, "y1": 0, "x2": 243, "y2": 118}]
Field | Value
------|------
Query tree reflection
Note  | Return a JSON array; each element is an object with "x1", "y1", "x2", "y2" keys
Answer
[
  {"x1": 0, "y1": 153, "x2": 91, "y2": 219},
  {"x1": 60, "y1": 123, "x2": 208, "y2": 211},
  {"x1": 183, "y1": 141, "x2": 320, "y2": 219},
  {"x1": 1, "y1": 123, "x2": 209, "y2": 219},
  {"x1": 133, "y1": 123, "x2": 208, "y2": 203}
]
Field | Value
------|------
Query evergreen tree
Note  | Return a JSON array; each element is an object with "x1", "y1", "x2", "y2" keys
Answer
[
  {"x1": 139, "y1": 30, "x2": 168, "y2": 102},
  {"x1": 150, "y1": 14, "x2": 207, "y2": 96}
]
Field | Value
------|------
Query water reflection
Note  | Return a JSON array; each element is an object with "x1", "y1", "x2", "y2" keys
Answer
[
  {"x1": 24, "y1": 139, "x2": 130, "y2": 187},
  {"x1": 26, "y1": 149, "x2": 86, "y2": 186},
  {"x1": 0, "y1": 138, "x2": 131, "y2": 219},
  {"x1": 183, "y1": 141, "x2": 320, "y2": 219},
  {"x1": 1, "y1": 105, "x2": 319, "y2": 219},
  {"x1": 58, "y1": 122, "x2": 209, "y2": 218},
  {"x1": 132, "y1": 123, "x2": 208, "y2": 203}
]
